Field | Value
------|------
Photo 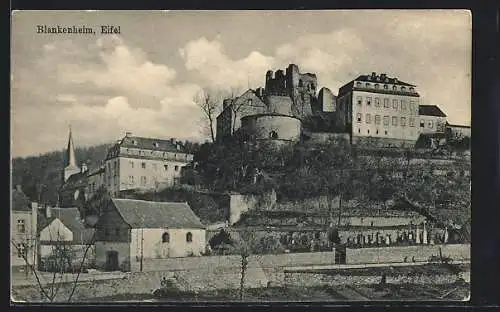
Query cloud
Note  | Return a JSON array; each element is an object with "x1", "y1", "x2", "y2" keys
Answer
[
  {"x1": 12, "y1": 36, "x2": 203, "y2": 158},
  {"x1": 179, "y1": 37, "x2": 275, "y2": 90}
]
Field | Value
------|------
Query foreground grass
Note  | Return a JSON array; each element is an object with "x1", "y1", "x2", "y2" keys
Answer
[{"x1": 87, "y1": 282, "x2": 469, "y2": 302}]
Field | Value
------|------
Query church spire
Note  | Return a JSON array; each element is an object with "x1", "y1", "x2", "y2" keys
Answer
[{"x1": 66, "y1": 125, "x2": 77, "y2": 168}]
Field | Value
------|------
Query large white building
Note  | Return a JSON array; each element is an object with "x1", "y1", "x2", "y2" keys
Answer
[
  {"x1": 336, "y1": 72, "x2": 421, "y2": 148},
  {"x1": 104, "y1": 133, "x2": 194, "y2": 196}
]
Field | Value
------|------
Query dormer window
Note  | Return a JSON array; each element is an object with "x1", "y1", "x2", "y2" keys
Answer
[
  {"x1": 401, "y1": 86, "x2": 406, "y2": 92},
  {"x1": 374, "y1": 84, "x2": 379, "y2": 89},
  {"x1": 247, "y1": 99, "x2": 253, "y2": 105},
  {"x1": 365, "y1": 83, "x2": 371, "y2": 88},
  {"x1": 356, "y1": 82, "x2": 362, "y2": 87},
  {"x1": 392, "y1": 85, "x2": 397, "y2": 91},
  {"x1": 383, "y1": 85, "x2": 388, "y2": 90},
  {"x1": 131, "y1": 140, "x2": 137, "y2": 145},
  {"x1": 409, "y1": 87, "x2": 414, "y2": 92},
  {"x1": 153, "y1": 142, "x2": 159, "y2": 148}
]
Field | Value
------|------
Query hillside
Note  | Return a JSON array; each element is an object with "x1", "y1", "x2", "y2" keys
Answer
[{"x1": 11, "y1": 144, "x2": 112, "y2": 205}]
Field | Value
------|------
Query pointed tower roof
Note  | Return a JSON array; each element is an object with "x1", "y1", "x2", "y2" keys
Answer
[{"x1": 65, "y1": 126, "x2": 78, "y2": 169}]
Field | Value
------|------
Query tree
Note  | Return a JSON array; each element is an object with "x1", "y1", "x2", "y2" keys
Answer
[
  {"x1": 83, "y1": 185, "x2": 112, "y2": 218},
  {"x1": 11, "y1": 229, "x2": 96, "y2": 302},
  {"x1": 194, "y1": 88, "x2": 223, "y2": 143}
]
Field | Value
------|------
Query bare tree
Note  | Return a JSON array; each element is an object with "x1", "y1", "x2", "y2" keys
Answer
[
  {"x1": 11, "y1": 228, "x2": 96, "y2": 303},
  {"x1": 194, "y1": 88, "x2": 223, "y2": 143}
]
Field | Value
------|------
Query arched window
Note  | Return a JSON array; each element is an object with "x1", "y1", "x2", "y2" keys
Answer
[
  {"x1": 374, "y1": 84, "x2": 379, "y2": 89},
  {"x1": 392, "y1": 85, "x2": 397, "y2": 91},
  {"x1": 162, "y1": 232, "x2": 170, "y2": 243},
  {"x1": 383, "y1": 84, "x2": 388, "y2": 90},
  {"x1": 401, "y1": 86, "x2": 406, "y2": 92},
  {"x1": 186, "y1": 232, "x2": 193, "y2": 243}
]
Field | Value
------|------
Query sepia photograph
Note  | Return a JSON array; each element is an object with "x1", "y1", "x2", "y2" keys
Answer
[{"x1": 11, "y1": 10, "x2": 471, "y2": 303}]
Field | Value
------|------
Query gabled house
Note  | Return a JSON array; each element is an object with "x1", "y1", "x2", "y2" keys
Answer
[
  {"x1": 11, "y1": 186, "x2": 38, "y2": 271},
  {"x1": 95, "y1": 198, "x2": 206, "y2": 272},
  {"x1": 37, "y1": 207, "x2": 96, "y2": 271}
]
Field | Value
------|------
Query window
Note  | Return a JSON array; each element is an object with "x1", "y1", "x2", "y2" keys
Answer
[
  {"x1": 420, "y1": 120, "x2": 425, "y2": 128},
  {"x1": 153, "y1": 164, "x2": 158, "y2": 171},
  {"x1": 357, "y1": 96, "x2": 362, "y2": 105},
  {"x1": 385, "y1": 130, "x2": 388, "y2": 135},
  {"x1": 141, "y1": 176, "x2": 147, "y2": 186},
  {"x1": 366, "y1": 97, "x2": 371, "y2": 105},
  {"x1": 392, "y1": 116, "x2": 398, "y2": 126},
  {"x1": 17, "y1": 243, "x2": 25, "y2": 258},
  {"x1": 269, "y1": 131, "x2": 278, "y2": 139},
  {"x1": 17, "y1": 219, "x2": 25, "y2": 233},
  {"x1": 383, "y1": 116, "x2": 389, "y2": 126},
  {"x1": 153, "y1": 142, "x2": 159, "y2": 148},
  {"x1": 164, "y1": 165, "x2": 168, "y2": 170},
  {"x1": 356, "y1": 82, "x2": 361, "y2": 87},
  {"x1": 366, "y1": 114, "x2": 371, "y2": 124},
  {"x1": 375, "y1": 98, "x2": 380, "y2": 107},
  {"x1": 409, "y1": 87, "x2": 414, "y2": 92},
  {"x1": 428, "y1": 121, "x2": 434, "y2": 128},
  {"x1": 392, "y1": 99, "x2": 398, "y2": 109},
  {"x1": 128, "y1": 175, "x2": 134, "y2": 184},
  {"x1": 401, "y1": 86, "x2": 406, "y2": 92},
  {"x1": 376, "y1": 129, "x2": 379, "y2": 134},
  {"x1": 401, "y1": 117, "x2": 407, "y2": 127},
  {"x1": 410, "y1": 101, "x2": 415, "y2": 112},
  {"x1": 162, "y1": 232, "x2": 170, "y2": 243},
  {"x1": 392, "y1": 85, "x2": 397, "y2": 91},
  {"x1": 375, "y1": 115, "x2": 381, "y2": 125},
  {"x1": 247, "y1": 99, "x2": 253, "y2": 105},
  {"x1": 130, "y1": 161, "x2": 134, "y2": 168},
  {"x1": 115, "y1": 228, "x2": 120, "y2": 236},
  {"x1": 367, "y1": 129, "x2": 370, "y2": 134},
  {"x1": 186, "y1": 232, "x2": 193, "y2": 243},
  {"x1": 365, "y1": 83, "x2": 371, "y2": 88},
  {"x1": 174, "y1": 165, "x2": 179, "y2": 171},
  {"x1": 141, "y1": 162, "x2": 146, "y2": 169},
  {"x1": 375, "y1": 84, "x2": 379, "y2": 89},
  {"x1": 383, "y1": 98, "x2": 389, "y2": 108},
  {"x1": 358, "y1": 128, "x2": 361, "y2": 133},
  {"x1": 356, "y1": 113, "x2": 362, "y2": 123},
  {"x1": 409, "y1": 117, "x2": 415, "y2": 127},
  {"x1": 384, "y1": 84, "x2": 388, "y2": 90},
  {"x1": 104, "y1": 228, "x2": 110, "y2": 237},
  {"x1": 401, "y1": 100, "x2": 407, "y2": 110}
]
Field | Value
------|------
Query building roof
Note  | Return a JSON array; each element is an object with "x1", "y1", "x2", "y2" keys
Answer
[
  {"x1": 118, "y1": 135, "x2": 190, "y2": 154},
  {"x1": 338, "y1": 73, "x2": 419, "y2": 97},
  {"x1": 111, "y1": 198, "x2": 205, "y2": 229},
  {"x1": 38, "y1": 207, "x2": 96, "y2": 244},
  {"x1": 446, "y1": 123, "x2": 471, "y2": 129},
  {"x1": 12, "y1": 189, "x2": 31, "y2": 212},
  {"x1": 419, "y1": 105, "x2": 447, "y2": 117},
  {"x1": 353, "y1": 73, "x2": 416, "y2": 87}
]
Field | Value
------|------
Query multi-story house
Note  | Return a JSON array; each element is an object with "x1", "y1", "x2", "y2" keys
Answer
[
  {"x1": 336, "y1": 72, "x2": 421, "y2": 148},
  {"x1": 104, "y1": 133, "x2": 194, "y2": 196},
  {"x1": 11, "y1": 186, "x2": 38, "y2": 272},
  {"x1": 418, "y1": 105, "x2": 448, "y2": 135}
]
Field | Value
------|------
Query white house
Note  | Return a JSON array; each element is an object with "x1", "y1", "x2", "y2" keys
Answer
[
  {"x1": 95, "y1": 198, "x2": 206, "y2": 272},
  {"x1": 37, "y1": 207, "x2": 96, "y2": 270}
]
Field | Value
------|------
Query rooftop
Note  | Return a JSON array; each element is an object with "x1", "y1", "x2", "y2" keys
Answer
[
  {"x1": 116, "y1": 135, "x2": 191, "y2": 154},
  {"x1": 38, "y1": 207, "x2": 95, "y2": 244},
  {"x1": 111, "y1": 198, "x2": 205, "y2": 229},
  {"x1": 419, "y1": 105, "x2": 447, "y2": 117}
]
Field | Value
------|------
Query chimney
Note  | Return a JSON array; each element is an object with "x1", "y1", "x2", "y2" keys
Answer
[
  {"x1": 371, "y1": 72, "x2": 376, "y2": 78},
  {"x1": 16, "y1": 185, "x2": 22, "y2": 192},
  {"x1": 45, "y1": 206, "x2": 52, "y2": 219},
  {"x1": 380, "y1": 73, "x2": 387, "y2": 80},
  {"x1": 125, "y1": 132, "x2": 132, "y2": 137}
]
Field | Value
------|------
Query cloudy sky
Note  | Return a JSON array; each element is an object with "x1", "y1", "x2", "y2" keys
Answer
[{"x1": 11, "y1": 10, "x2": 471, "y2": 158}]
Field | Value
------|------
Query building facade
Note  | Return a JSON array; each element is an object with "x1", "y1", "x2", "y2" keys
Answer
[
  {"x1": 95, "y1": 199, "x2": 206, "y2": 272},
  {"x1": 336, "y1": 72, "x2": 421, "y2": 148},
  {"x1": 446, "y1": 123, "x2": 471, "y2": 140},
  {"x1": 418, "y1": 105, "x2": 448, "y2": 135},
  {"x1": 37, "y1": 207, "x2": 96, "y2": 270},
  {"x1": 11, "y1": 187, "x2": 38, "y2": 270},
  {"x1": 104, "y1": 133, "x2": 194, "y2": 196}
]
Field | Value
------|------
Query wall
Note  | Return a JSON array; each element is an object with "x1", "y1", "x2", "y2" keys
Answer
[
  {"x1": 345, "y1": 244, "x2": 470, "y2": 264},
  {"x1": 317, "y1": 87, "x2": 336, "y2": 112},
  {"x1": 129, "y1": 228, "x2": 206, "y2": 264},
  {"x1": 95, "y1": 241, "x2": 130, "y2": 271},
  {"x1": 11, "y1": 210, "x2": 37, "y2": 268},
  {"x1": 39, "y1": 244, "x2": 96, "y2": 266},
  {"x1": 307, "y1": 132, "x2": 350, "y2": 145},
  {"x1": 420, "y1": 116, "x2": 447, "y2": 134},
  {"x1": 229, "y1": 191, "x2": 277, "y2": 225},
  {"x1": 39, "y1": 219, "x2": 73, "y2": 242},
  {"x1": 265, "y1": 95, "x2": 294, "y2": 115},
  {"x1": 242, "y1": 114, "x2": 301, "y2": 142}
]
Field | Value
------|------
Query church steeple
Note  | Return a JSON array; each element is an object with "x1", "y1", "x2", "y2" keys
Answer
[
  {"x1": 63, "y1": 126, "x2": 80, "y2": 182},
  {"x1": 66, "y1": 126, "x2": 77, "y2": 168}
]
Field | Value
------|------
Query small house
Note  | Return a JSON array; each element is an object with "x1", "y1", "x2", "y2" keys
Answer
[
  {"x1": 95, "y1": 199, "x2": 206, "y2": 272},
  {"x1": 37, "y1": 207, "x2": 96, "y2": 271}
]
